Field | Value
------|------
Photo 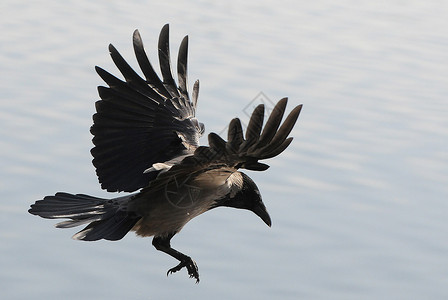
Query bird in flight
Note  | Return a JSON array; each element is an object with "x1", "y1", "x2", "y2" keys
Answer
[{"x1": 29, "y1": 24, "x2": 303, "y2": 283}]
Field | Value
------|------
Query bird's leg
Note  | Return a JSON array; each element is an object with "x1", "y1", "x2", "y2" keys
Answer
[{"x1": 152, "y1": 235, "x2": 200, "y2": 283}]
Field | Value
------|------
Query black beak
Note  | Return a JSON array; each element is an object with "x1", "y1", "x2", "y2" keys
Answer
[{"x1": 252, "y1": 201, "x2": 272, "y2": 227}]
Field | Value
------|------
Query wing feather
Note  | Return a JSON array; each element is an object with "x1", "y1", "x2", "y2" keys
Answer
[
  {"x1": 177, "y1": 36, "x2": 189, "y2": 100},
  {"x1": 132, "y1": 30, "x2": 170, "y2": 98},
  {"x1": 92, "y1": 24, "x2": 204, "y2": 192},
  {"x1": 207, "y1": 98, "x2": 301, "y2": 167},
  {"x1": 255, "y1": 98, "x2": 287, "y2": 149},
  {"x1": 158, "y1": 24, "x2": 179, "y2": 98}
]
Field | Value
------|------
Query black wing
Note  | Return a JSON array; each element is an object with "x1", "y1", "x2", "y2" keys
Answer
[
  {"x1": 189, "y1": 98, "x2": 302, "y2": 171},
  {"x1": 91, "y1": 24, "x2": 204, "y2": 192},
  {"x1": 140, "y1": 98, "x2": 302, "y2": 193}
]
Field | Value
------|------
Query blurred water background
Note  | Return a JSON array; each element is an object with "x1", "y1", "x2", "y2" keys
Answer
[{"x1": 1, "y1": 1, "x2": 447, "y2": 299}]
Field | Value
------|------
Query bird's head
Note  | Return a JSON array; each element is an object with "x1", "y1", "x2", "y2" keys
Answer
[{"x1": 214, "y1": 172, "x2": 271, "y2": 227}]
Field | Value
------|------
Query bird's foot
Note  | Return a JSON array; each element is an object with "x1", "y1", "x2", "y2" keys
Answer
[{"x1": 167, "y1": 257, "x2": 200, "y2": 283}]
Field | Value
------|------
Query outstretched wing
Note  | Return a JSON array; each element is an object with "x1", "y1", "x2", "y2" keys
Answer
[
  {"x1": 188, "y1": 98, "x2": 302, "y2": 171},
  {"x1": 141, "y1": 98, "x2": 302, "y2": 193},
  {"x1": 91, "y1": 24, "x2": 204, "y2": 192}
]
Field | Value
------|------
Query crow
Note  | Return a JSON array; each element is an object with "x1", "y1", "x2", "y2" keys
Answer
[{"x1": 28, "y1": 24, "x2": 303, "y2": 283}]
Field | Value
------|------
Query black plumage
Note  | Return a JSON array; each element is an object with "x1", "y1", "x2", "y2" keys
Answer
[{"x1": 29, "y1": 24, "x2": 302, "y2": 283}]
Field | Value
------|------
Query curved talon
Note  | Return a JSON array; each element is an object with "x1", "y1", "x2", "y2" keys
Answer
[
  {"x1": 187, "y1": 260, "x2": 199, "y2": 283},
  {"x1": 166, "y1": 258, "x2": 200, "y2": 283}
]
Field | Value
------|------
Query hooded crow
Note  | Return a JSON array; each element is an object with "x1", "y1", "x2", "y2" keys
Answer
[{"x1": 29, "y1": 24, "x2": 303, "y2": 283}]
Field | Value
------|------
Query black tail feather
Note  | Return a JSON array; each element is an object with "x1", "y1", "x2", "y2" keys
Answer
[
  {"x1": 72, "y1": 210, "x2": 139, "y2": 241},
  {"x1": 29, "y1": 192, "x2": 140, "y2": 241}
]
